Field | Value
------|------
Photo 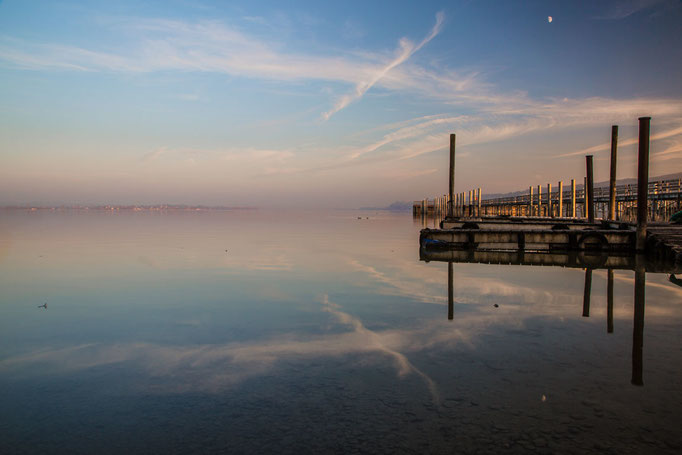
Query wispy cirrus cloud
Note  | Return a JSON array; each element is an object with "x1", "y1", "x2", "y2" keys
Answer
[
  {"x1": 595, "y1": 0, "x2": 671, "y2": 20},
  {"x1": 0, "y1": 13, "x2": 450, "y2": 122},
  {"x1": 557, "y1": 124, "x2": 682, "y2": 158},
  {"x1": 321, "y1": 12, "x2": 444, "y2": 121}
]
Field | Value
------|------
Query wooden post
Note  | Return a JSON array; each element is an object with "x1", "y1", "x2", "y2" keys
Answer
[
  {"x1": 537, "y1": 184, "x2": 542, "y2": 217},
  {"x1": 468, "y1": 190, "x2": 472, "y2": 217},
  {"x1": 609, "y1": 125, "x2": 618, "y2": 220},
  {"x1": 547, "y1": 183, "x2": 553, "y2": 218},
  {"x1": 571, "y1": 179, "x2": 576, "y2": 218},
  {"x1": 586, "y1": 155, "x2": 595, "y2": 223},
  {"x1": 529, "y1": 186, "x2": 533, "y2": 216},
  {"x1": 636, "y1": 117, "x2": 651, "y2": 252},
  {"x1": 584, "y1": 177, "x2": 588, "y2": 219},
  {"x1": 558, "y1": 181, "x2": 563, "y2": 218},
  {"x1": 477, "y1": 188, "x2": 482, "y2": 217},
  {"x1": 449, "y1": 134, "x2": 456, "y2": 218}
]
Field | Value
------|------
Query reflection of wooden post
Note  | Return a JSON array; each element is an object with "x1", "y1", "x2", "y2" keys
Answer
[
  {"x1": 607, "y1": 269, "x2": 614, "y2": 333},
  {"x1": 609, "y1": 125, "x2": 619, "y2": 220},
  {"x1": 449, "y1": 134, "x2": 456, "y2": 217},
  {"x1": 636, "y1": 118, "x2": 651, "y2": 252},
  {"x1": 582, "y1": 268, "x2": 592, "y2": 317},
  {"x1": 632, "y1": 256, "x2": 646, "y2": 386},
  {"x1": 448, "y1": 262, "x2": 454, "y2": 320},
  {"x1": 571, "y1": 179, "x2": 576, "y2": 217},
  {"x1": 585, "y1": 155, "x2": 594, "y2": 223},
  {"x1": 558, "y1": 181, "x2": 563, "y2": 217}
]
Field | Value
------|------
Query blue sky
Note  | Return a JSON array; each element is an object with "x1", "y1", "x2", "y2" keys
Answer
[{"x1": 1, "y1": 0, "x2": 681, "y2": 207}]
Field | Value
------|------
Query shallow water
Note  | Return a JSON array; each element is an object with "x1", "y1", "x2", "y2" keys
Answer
[{"x1": 1, "y1": 210, "x2": 681, "y2": 454}]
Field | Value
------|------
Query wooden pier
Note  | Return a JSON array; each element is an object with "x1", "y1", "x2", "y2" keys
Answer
[
  {"x1": 414, "y1": 178, "x2": 681, "y2": 222},
  {"x1": 416, "y1": 118, "x2": 682, "y2": 263}
]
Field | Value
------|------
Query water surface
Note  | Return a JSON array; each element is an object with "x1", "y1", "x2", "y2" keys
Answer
[{"x1": 1, "y1": 210, "x2": 681, "y2": 454}]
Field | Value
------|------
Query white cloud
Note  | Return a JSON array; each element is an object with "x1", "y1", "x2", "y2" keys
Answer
[
  {"x1": 557, "y1": 124, "x2": 682, "y2": 158},
  {"x1": 321, "y1": 12, "x2": 445, "y2": 121},
  {"x1": 595, "y1": 0, "x2": 670, "y2": 20}
]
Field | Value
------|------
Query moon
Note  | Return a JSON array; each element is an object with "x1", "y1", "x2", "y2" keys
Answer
[{"x1": 548, "y1": 16, "x2": 553, "y2": 23}]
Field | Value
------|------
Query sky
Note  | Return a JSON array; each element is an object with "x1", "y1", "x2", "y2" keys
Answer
[{"x1": 1, "y1": 0, "x2": 681, "y2": 208}]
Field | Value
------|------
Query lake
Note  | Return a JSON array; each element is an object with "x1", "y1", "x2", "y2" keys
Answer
[{"x1": 1, "y1": 210, "x2": 681, "y2": 454}]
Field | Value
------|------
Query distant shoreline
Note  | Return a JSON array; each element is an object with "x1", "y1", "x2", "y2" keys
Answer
[{"x1": 0, "y1": 205, "x2": 257, "y2": 211}]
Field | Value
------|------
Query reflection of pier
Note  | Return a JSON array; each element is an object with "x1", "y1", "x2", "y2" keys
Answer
[
  {"x1": 441, "y1": 254, "x2": 654, "y2": 386},
  {"x1": 421, "y1": 248, "x2": 680, "y2": 273}
]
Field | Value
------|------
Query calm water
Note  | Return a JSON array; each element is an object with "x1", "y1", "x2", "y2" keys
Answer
[{"x1": 1, "y1": 210, "x2": 681, "y2": 454}]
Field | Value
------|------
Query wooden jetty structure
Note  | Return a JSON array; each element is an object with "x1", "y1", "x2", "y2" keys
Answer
[
  {"x1": 417, "y1": 117, "x2": 682, "y2": 263},
  {"x1": 414, "y1": 178, "x2": 681, "y2": 221}
]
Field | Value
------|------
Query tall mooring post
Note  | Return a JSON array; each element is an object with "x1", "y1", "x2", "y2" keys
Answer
[
  {"x1": 477, "y1": 188, "x2": 482, "y2": 217},
  {"x1": 448, "y1": 134, "x2": 456, "y2": 218},
  {"x1": 537, "y1": 184, "x2": 542, "y2": 216},
  {"x1": 558, "y1": 181, "x2": 563, "y2": 217},
  {"x1": 571, "y1": 179, "x2": 576, "y2": 217},
  {"x1": 584, "y1": 177, "x2": 588, "y2": 218},
  {"x1": 636, "y1": 117, "x2": 651, "y2": 252},
  {"x1": 609, "y1": 125, "x2": 619, "y2": 220},
  {"x1": 529, "y1": 186, "x2": 533, "y2": 216},
  {"x1": 547, "y1": 183, "x2": 553, "y2": 218},
  {"x1": 586, "y1": 155, "x2": 595, "y2": 223},
  {"x1": 467, "y1": 190, "x2": 474, "y2": 216}
]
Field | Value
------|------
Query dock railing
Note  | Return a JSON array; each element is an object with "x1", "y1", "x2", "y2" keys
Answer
[{"x1": 413, "y1": 177, "x2": 682, "y2": 222}]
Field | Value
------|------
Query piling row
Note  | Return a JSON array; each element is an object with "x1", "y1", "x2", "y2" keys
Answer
[{"x1": 414, "y1": 178, "x2": 681, "y2": 221}]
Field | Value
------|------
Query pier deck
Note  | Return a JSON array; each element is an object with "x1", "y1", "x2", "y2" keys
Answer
[
  {"x1": 648, "y1": 226, "x2": 682, "y2": 263},
  {"x1": 420, "y1": 216, "x2": 682, "y2": 264}
]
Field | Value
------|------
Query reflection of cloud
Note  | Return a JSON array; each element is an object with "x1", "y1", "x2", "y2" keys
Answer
[
  {"x1": 0, "y1": 297, "x2": 457, "y2": 401},
  {"x1": 322, "y1": 294, "x2": 439, "y2": 403},
  {"x1": 347, "y1": 258, "x2": 447, "y2": 304},
  {"x1": 608, "y1": 270, "x2": 682, "y2": 301},
  {"x1": 245, "y1": 253, "x2": 293, "y2": 271},
  {"x1": 3, "y1": 262, "x2": 680, "y2": 398}
]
